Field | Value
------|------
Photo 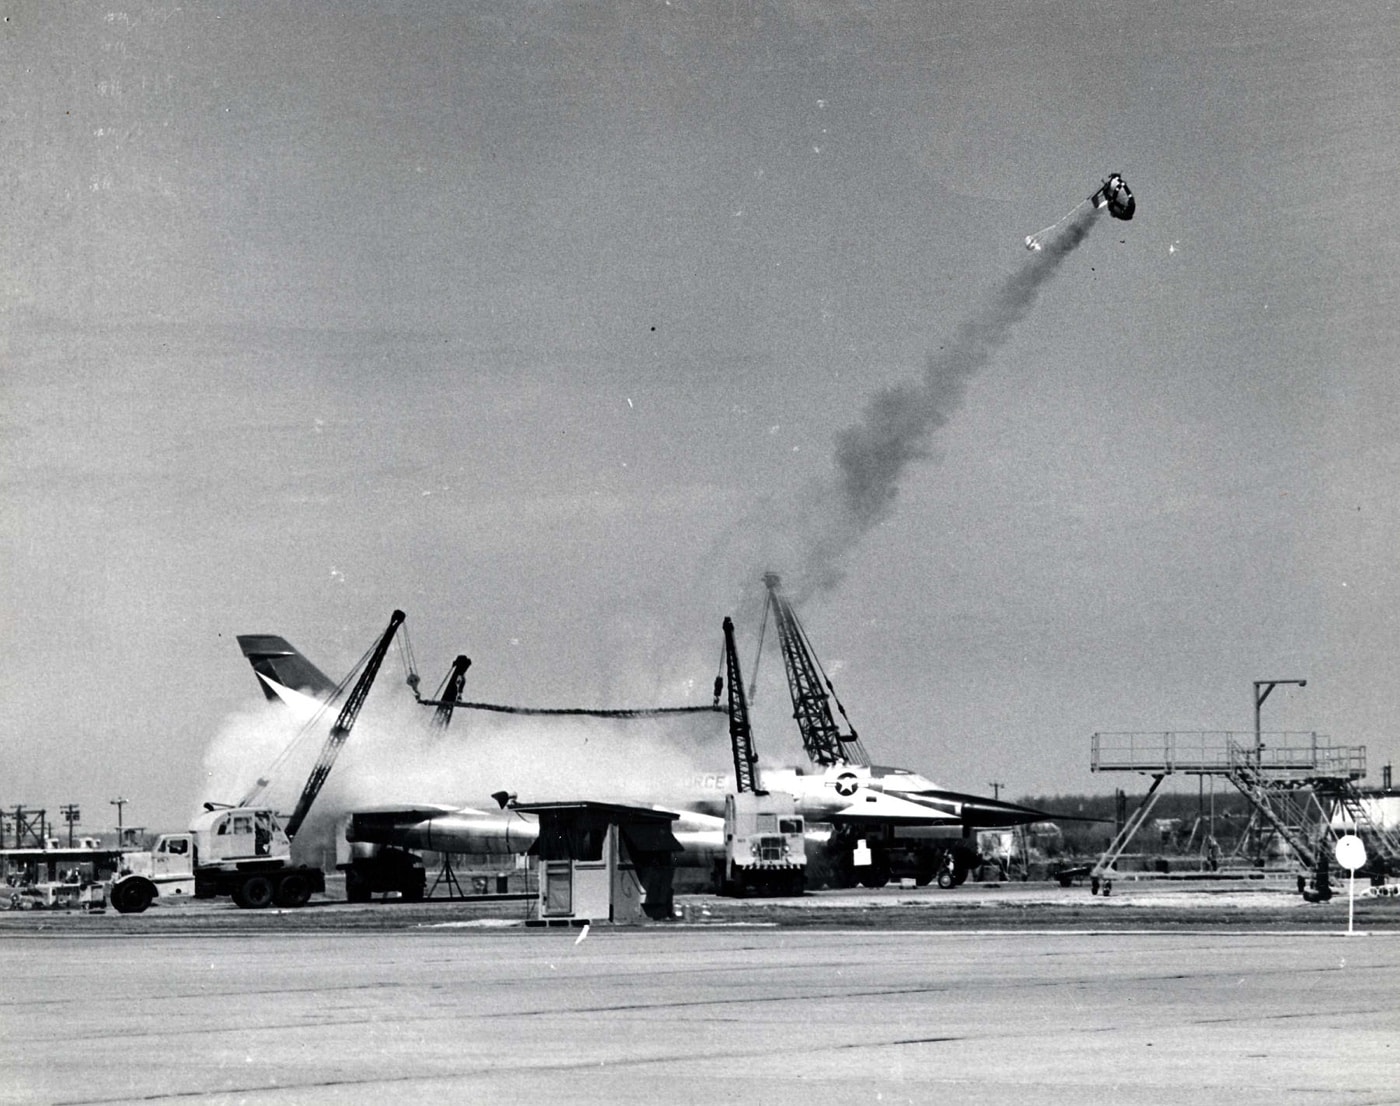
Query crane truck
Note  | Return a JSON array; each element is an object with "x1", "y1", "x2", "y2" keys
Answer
[
  {"x1": 718, "y1": 615, "x2": 806, "y2": 896},
  {"x1": 109, "y1": 610, "x2": 406, "y2": 913}
]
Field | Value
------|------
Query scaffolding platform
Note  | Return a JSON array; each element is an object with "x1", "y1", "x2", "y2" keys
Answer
[
  {"x1": 1085, "y1": 731, "x2": 1391, "y2": 894},
  {"x1": 1091, "y1": 731, "x2": 1366, "y2": 781}
]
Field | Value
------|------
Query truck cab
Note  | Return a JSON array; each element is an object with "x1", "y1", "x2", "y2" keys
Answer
[
  {"x1": 722, "y1": 791, "x2": 806, "y2": 897},
  {"x1": 130, "y1": 833, "x2": 198, "y2": 898}
]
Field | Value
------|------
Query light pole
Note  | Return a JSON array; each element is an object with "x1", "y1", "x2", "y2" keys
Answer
[{"x1": 1254, "y1": 679, "x2": 1307, "y2": 769}]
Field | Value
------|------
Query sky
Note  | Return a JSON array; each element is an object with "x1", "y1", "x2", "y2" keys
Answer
[{"x1": 4, "y1": 1, "x2": 1400, "y2": 837}]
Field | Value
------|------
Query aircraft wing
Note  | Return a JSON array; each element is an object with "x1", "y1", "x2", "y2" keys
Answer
[
  {"x1": 901, "y1": 789, "x2": 1076, "y2": 826},
  {"x1": 347, "y1": 804, "x2": 460, "y2": 822},
  {"x1": 828, "y1": 790, "x2": 963, "y2": 826}
]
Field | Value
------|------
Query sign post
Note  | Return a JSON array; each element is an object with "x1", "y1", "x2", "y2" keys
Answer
[{"x1": 1334, "y1": 834, "x2": 1367, "y2": 936}]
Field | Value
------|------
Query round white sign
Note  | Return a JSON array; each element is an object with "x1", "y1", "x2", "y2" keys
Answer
[{"x1": 1334, "y1": 834, "x2": 1367, "y2": 872}]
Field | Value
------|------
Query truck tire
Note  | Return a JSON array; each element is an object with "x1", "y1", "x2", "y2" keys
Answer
[
  {"x1": 236, "y1": 875, "x2": 275, "y2": 909},
  {"x1": 112, "y1": 878, "x2": 154, "y2": 914},
  {"x1": 274, "y1": 873, "x2": 312, "y2": 908}
]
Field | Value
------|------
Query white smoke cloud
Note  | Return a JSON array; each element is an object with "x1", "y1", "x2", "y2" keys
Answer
[{"x1": 202, "y1": 684, "x2": 729, "y2": 829}]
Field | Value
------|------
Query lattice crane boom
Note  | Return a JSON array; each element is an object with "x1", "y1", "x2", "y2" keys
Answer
[
  {"x1": 283, "y1": 609, "x2": 406, "y2": 839},
  {"x1": 428, "y1": 654, "x2": 472, "y2": 730},
  {"x1": 722, "y1": 616, "x2": 762, "y2": 795},
  {"x1": 761, "y1": 573, "x2": 869, "y2": 768}
]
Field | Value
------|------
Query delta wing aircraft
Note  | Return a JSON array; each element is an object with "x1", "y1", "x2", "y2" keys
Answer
[{"x1": 238, "y1": 616, "x2": 1056, "y2": 898}]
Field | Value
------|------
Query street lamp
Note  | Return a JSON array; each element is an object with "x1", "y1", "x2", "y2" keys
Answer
[{"x1": 1254, "y1": 679, "x2": 1307, "y2": 769}]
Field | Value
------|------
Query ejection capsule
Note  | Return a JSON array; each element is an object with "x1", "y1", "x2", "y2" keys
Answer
[
  {"x1": 1091, "y1": 173, "x2": 1135, "y2": 220},
  {"x1": 1024, "y1": 172, "x2": 1137, "y2": 250}
]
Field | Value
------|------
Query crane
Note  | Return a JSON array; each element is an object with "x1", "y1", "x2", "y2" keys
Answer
[
  {"x1": 716, "y1": 614, "x2": 805, "y2": 896},
  {"x1": 759, "y1": 572, "x2": 870, "y2": 768},
  {"x1": 283, "y1": 609, "x2": 407, "y2": 838},
  {"x1": 721, "y1": 616, "x2": 761, "y2": 795},
  {"x1": 111, "y1": 611, "x2": 406, "y2": 914},
  {"x1": 407, "y1": 653, "x2": 472, "y2": 730}
]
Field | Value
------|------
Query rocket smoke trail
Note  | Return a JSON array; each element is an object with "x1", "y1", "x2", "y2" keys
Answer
[{"x1": 789, "y1": 208, "x2": 1099, "y2": 599}]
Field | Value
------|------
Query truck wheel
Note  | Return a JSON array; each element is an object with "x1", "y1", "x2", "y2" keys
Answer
[
  {"x1": 274, "y1": 874, "x2": 311, "y2": 908},
  {"x1": 936, "y1": 868, "x2": 955, "y2": 889},
  {"x1": 112, "y1": 879, "x2": 154, "y2": 914},
  {"x1": 237, "y1": 875, "x2": 275, "y2": 909}
]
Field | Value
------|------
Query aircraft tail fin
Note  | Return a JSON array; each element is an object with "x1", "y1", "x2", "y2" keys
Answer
[{"x1": 236, "y1": 634, "x2": 339, "y2": 701}]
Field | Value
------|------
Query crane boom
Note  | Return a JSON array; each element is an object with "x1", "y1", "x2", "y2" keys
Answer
[
  {"x1": 283, "y1": 609, "x2": 406, "y2": 839},
  {"x1": 430, "y1": 655, "x2": 472, "y2": 730},
  {"x1": 722, "y1": 616, "x2": 762, "y2": 795},
  {"x1": 761, "y1": 573, "x2": 870, "y2": 768}
]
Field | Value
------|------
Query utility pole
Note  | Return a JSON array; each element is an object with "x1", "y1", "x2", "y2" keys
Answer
[
  {"x1": 60, "y1": 803, "x2": 80, "y2": 847},
  {"x1": 110, "y1": 797, "x2": 128, "y2": 844},
  {"x1": 988, "y1": 782, "x2": 1003, "y2": 801}
]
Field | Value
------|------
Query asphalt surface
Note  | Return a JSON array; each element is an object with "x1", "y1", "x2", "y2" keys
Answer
[{"x1": 3, "y1": 880, "x2": 1398, "y2": 1104}]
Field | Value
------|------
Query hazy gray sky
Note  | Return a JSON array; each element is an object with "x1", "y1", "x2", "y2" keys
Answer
[{"x1": 5, "y1": 1, "x2": 1399, "y2": 832}]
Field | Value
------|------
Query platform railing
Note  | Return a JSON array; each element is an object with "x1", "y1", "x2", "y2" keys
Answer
[{"x1": 1091, "y1": 731, "x2": 1364, "y2": 779}]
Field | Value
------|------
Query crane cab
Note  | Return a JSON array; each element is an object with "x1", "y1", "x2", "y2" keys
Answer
[{"x1": 190, "y1": 808, "x2": 292, "y2": 868}]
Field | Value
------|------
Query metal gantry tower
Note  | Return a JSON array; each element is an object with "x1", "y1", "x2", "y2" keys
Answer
[{"x1": 1088, "y1": 731, "x2": 1395, "y2": 888}]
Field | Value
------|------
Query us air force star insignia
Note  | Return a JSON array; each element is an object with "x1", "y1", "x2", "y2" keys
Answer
[{"x1": 835, "y1": 772, "x2": 858, "y2": 797}]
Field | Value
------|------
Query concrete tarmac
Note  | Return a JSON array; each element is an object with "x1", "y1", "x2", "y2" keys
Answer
[{"x1": 3, "y1": 911, "x2": 1398, "y2": 1105}]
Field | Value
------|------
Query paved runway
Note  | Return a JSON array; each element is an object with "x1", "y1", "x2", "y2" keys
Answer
[{"x1": 3, "y1": 921, "x2": 1397, "y2": 1105}]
